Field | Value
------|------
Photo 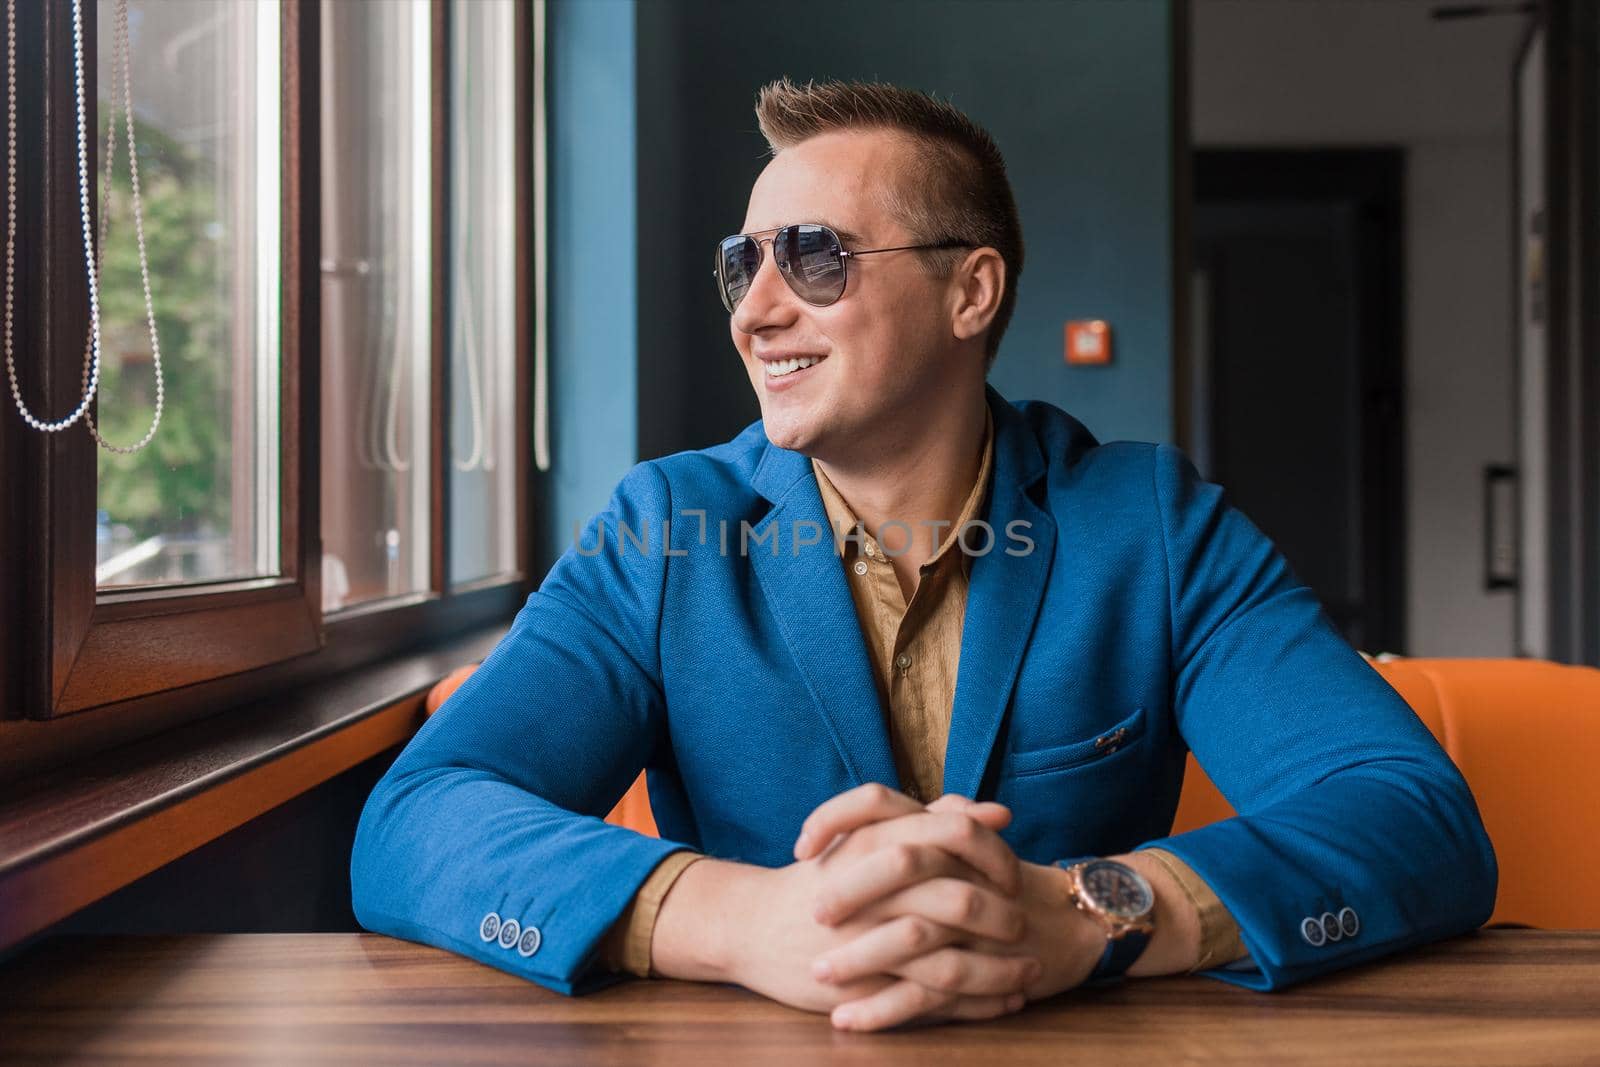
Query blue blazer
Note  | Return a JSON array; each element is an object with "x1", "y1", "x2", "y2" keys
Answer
[{"x1": 351, "y1": 385, "x2": 1497, "y2": 996}]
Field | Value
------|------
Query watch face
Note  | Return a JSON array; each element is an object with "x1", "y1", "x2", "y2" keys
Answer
[{"x1": 1082, "y1": 860, "x2": 1154, "y2": 919}]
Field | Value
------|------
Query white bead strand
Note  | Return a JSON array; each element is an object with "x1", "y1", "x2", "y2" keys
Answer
[
  {"x1": 4, "y1": 0, "x2": 164, "y2": 453},
  {"x1": 82, "y1": 0, "x2": 163, "y2": 453}
]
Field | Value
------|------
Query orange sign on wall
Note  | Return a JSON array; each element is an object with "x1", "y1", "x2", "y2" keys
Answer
[{"x1": 1065, "y1": 319, "x2": 1113, "y2": 365}]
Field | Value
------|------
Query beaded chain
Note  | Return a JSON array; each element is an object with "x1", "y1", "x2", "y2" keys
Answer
[{"x1": 5, "y1": 0, "x2": 163, "y2": 452}]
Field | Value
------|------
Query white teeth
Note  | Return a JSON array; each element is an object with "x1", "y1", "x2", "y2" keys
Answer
[{"x1": 765, "y1": 355, "x2": 823, "y2": 378}]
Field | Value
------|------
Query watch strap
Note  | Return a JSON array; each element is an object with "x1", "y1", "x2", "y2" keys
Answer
[{"x1": 1085, "y1": 926, "x2": 1151, "y2": 987}]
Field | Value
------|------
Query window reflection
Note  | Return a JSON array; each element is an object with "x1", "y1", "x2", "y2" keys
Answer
[
  {"x1": 449, "y1": 0, "x2": 519, "y2": 586},
  {"x1": 319, "y1": 0, "x2": 432, "y2": 611}
]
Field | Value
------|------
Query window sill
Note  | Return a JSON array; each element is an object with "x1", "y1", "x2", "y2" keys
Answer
[{"x1": 0, "y1": 622, "x2": 505, "y2": 956}]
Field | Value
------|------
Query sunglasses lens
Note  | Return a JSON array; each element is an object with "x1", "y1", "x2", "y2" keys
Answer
[
  {"x1": 717, "y1": 235, "x2": 761, "y2": 311},
  {"x1": 774, "y1": 225, "x2": 846, "y2": 305}
]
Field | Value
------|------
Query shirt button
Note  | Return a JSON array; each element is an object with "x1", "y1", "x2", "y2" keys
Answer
[
  {"x1": 853, "y1": 560, "x2": 868, "y2": 576},
  {"x1": 895, "y1": 653, "x2": 912, "y2": 670}
]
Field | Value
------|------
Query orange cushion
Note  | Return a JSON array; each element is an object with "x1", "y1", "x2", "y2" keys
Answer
[
  {"x1": 1376, "y1": 658, "x2": 1600, "y2": 929},
  {"x1": 425, "y1": 665, "x2": 480, "y2": 715},
  {"x1": 1173, "y1": 657, "x2": 1600, "y2": 929}
]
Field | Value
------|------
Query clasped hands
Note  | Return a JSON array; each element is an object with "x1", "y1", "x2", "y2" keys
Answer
[{"x1": 726, "y1": 783, "x2": 1104, "y2": 1031}]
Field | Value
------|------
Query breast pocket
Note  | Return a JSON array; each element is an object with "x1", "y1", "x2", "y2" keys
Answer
[
  {"x1": 994, "y1": 705, "x2": 1153, "y2": 861},
  {"x1": 1000, "y1": 705, "x2": 1149, "y2": 779}
]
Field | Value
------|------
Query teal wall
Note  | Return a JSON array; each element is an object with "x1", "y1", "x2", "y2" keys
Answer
[
  {"x1": 546, "y1": 0, "x2": 639, "y2": 552},
  {"x1": 547, "y1": 0, "x2": 1175, "y2": 553}
]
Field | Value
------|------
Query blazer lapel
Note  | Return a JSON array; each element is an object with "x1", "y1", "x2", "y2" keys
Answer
[
  {"x1": 942, "y1": 387, "x2": 1057, "y2": 799},
  {"x1": 749, "y1": 446, "x2": 901, "y2": 790}
]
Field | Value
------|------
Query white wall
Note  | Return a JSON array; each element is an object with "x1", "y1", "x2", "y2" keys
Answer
[
  {"x1": 1405, "y1": 140, "x2": 1514, "y2": 655},
  {"x1": 1194, "y1": 0, "x2": 1520, "y2": 143},
  {"x1": 1193, "y1": 0, "x2": 1530, "y2": 655}
]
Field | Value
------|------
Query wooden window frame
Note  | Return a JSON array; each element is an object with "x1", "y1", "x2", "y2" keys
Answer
[{"x1": 1, "y1": 1, "x2": 537, "y2": 741}]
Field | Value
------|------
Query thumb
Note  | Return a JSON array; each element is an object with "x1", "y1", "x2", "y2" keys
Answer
[{"x1": 927, "y1": 793, "x2": 1013, "y2": 829}]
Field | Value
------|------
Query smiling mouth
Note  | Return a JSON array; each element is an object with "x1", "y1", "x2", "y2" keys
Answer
[{"x1": 764, "y1": 355, "x2": 827, "y2": 378}]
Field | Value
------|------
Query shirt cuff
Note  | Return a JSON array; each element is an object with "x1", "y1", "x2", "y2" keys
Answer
[
  {"x1": 597, "y1": 850, "x2": 706, "y2": 978},
  {"x1": 1141, "y1": 846, "x2": 1249, "y2": 971}
]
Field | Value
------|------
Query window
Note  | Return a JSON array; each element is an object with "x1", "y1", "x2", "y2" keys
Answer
[
  {"x1": 93, "y1": 0, "x2": 282, "y2": 590},
  {"x1": 3, "y1": 0, "x2": 539, "y2": 725},
  {"x1": 449, "y1": 0, "x2": 521, "y2": 589},
  {"x1": 319, "y1": 0, "x2": 433, "y2": 611}
]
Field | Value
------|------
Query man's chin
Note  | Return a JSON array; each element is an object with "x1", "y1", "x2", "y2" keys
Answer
[
  {"x1": 762, "y1": 421, "x2": 813, "y2": 455},
  {"x1": 758, "y1": 406, "x2": 821, "y2": 456}
]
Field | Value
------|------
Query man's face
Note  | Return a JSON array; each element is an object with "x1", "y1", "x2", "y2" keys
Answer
[{"x1": 731, "y1": 129, "x2": 967, "y2": 458}]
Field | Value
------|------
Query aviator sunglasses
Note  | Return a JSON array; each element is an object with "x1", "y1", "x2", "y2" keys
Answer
[{"x1": 713, "y1": 223, "x2": 974, "y2": 313}]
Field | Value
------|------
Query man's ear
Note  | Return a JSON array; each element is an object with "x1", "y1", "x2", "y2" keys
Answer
[{"x1": 950, "y1": 247, "x2": 1005, "y2": 344}]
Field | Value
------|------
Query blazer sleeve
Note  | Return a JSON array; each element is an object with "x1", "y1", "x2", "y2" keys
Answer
[
  {"x1": 1132, "y1": 443, "x2": 1498, "y2": 992},
  {"x1": 350, "y1": 461, "x2": 695, "y2": 996}
]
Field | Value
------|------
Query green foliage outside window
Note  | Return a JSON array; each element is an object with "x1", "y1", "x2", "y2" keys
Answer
[{"x1": 93, "y1": 116, "x2": 232, "y2": 545}]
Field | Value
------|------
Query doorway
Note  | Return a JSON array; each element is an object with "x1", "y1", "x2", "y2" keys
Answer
[
  {"x1": 1188, "y1": 0, "x2": 1535, "y2": 659},
  {"x1": 1192, "y1": 150, "x2": 1406, "y2": 654}
]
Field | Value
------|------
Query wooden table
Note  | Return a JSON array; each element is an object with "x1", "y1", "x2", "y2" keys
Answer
[{"x1": 1, "y1": 930, "x2": 1596, "y2": 1065}]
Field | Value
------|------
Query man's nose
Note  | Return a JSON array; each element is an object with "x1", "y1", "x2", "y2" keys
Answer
[{"x1": 730, "y1": 245, "x2": 798, "y2": 334}]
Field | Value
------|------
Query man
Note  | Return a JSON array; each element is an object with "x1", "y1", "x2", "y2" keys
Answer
[{"x1": 351, "y1": 78, "x2": 1497, "y2": 1032}]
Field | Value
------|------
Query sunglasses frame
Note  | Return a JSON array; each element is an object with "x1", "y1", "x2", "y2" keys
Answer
[{"x1": 712, "y1": 223, "x2": 975, "y2": 313}]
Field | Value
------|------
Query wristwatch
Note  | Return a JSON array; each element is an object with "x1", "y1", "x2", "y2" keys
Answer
[{"x1": 1055, "y1": 856, "x2": 1157, "y2": 987}]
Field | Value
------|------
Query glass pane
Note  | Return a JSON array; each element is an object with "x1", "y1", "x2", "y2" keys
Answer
[
  {"x1": 94, "y1": 0, "x2": 281, "y2": 588},
  {"x1": 319, "y1": 0, "x2": 432, "y2": 611},
  {"x1": 449, "y1": 0, "x2": 519, "y2": 586}
]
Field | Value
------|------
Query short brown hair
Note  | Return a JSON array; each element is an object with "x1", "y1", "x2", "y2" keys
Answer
[{"x1": 754, "y1": 77, "x2": 1024, "y2": 369}]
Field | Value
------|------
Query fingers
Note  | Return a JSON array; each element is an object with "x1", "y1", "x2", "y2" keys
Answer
[
  {"x1": 924, "y1": 792, "x2": 1008, "y2": 819},
  {"x1": 923, "y1": 792, "x2": 979, "y2": 815},
  {"x1": 793, "y1": 784, "x2": 920, "y2": 860},
  {"x1": 813, "y1": 914, "x2": 1039, "y2": 993},
  {"x1": 827, "y1": 875, "x2": 1027, "y2": 945},
  {"x1": 925, "y1": 792, "x2": 1013, "y2": 833},
  {"x1": 894, "y1": 945, "x2": 1040, "y2": 998},
  {"x1": 813, "y1": 913, "x2": 956, "y2": 983},
  {"x1": 812, "y1": 813, "x2": 1023, "y2": 914},
  {"x1": 830, "y1": 977, "x2": 1027, "y2": 1032},
  {"x1": 812, "y1": 842, "x2": 1011, "y2": 927},
  {"x1": 794, "y1": 783, "x2": 1012, "y2": 863},
  {"x1": 936, "y1": 990, "x2": 1029, "y2": 1023}
]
